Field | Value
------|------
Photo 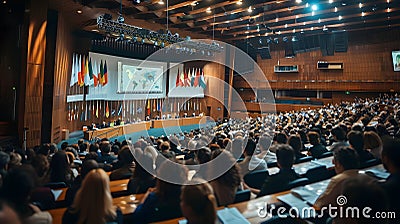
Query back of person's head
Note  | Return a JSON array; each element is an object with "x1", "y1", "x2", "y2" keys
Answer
[
  {"x1": 111, "y1": 145, "x2": 120, "y2": 155},
  {"x1": 276, "y1": 144, "x2": 295, "y2": 169},
  {"x1": 381, "y1": 137, "x2": 400, "y2": 172},
  {"x1": 209, "y1": 150, "x2": 240, "y2": 190},
  {"x1": 89, "y1": 143, "x2": 99, "y2": 153},
  {"x1": 156, "y1": 161, "x2": 187, "y2": 201},
  {"x1": 181, "y1": 178, "x2": 217, "y2": 224},
  {"x1": 332, "y1": 126, "x2": 346, "y2": 141},
  {"x1": 31, "y1": 154, "x2": 49, "y2": 178},
  {"x1": 100, "y1": 142, "x2": 111, "y2": 154},
  {"x1": 84, "y1": 151, "x2": 99, "y2": 161},
  {"x1": 333, "y1": 146, "x2": 359, "y2": 171},
  {"x1": 61, "y1": 142, "x2": 69, "y2": 150},
  {"x1": 37, "y1": 144, "x2": 50, "y2": 156},
  {"x1": 276, "y1": 132, "x2": 288, "y2": 144},
  {"x1": 258, "y1": 135, "x2": 272, "y2": 151},
  {"x1": 134, "y1": 153, "x2": 154, "y2": 179},
  {"x1": 72, "y1": 168, "x2": 115, "y2": 223},
  {"x1": 50, "y1": 151, "x2": 70, "y2": 182},
  {"x1": 339, "y1": 176, "x2": 388, "y2": 224},
  {"x1": 1, "y1": 165, "x2": 38, "y2": 218},
  {"x1": 347, "y1": 130, "x2": 364, "y2": 151},
  {"x1": 81, "y1": 159, "x2": 99, "y2": 179},
  {"x1": 244, "y1": 138, "x2": 256, "y2": 157},
  {"x1": 196, "y1": 147, "x2": 211, "y2": 164},
  {"x1": 363, "y1": 131, "x2": 382, "y2": 149},
  {"x1": 0, "y1": 151, "x2": 10, "y2": 170},
  {"x1": 288, "y1": 135, "x2": 302, "y2": 153},
  {"x1": 160, "y1": 141, "x2": 170, "y2": 152},
  {"x1": 307, "y1": 131, "x2": 320, "y2": 145},
  {"x1": 351, "y1": 124, "x2": 364, "y2": 132},
  {"x1": 78, "y1": 142, "x2": 88, "y2": 153},
  {"x1": 118, "y1": 146, "x2": 134, "y2": 166},
  {"x1": 49, "y1": 143, "x2": 58, "y2": 154}
]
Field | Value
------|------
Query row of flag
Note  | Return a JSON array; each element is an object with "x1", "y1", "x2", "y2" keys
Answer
[
  {"x1": 175, "y1": 68, "x2": 207, "y2": 89},
  {"x1": 70, "y1": 53, "x2": 109, "y2": 87},
  {"x1": 67, "y1": 98, "x2": 203, "y2": 122}
]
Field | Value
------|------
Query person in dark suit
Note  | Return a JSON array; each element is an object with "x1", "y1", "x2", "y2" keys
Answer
[
  {"x1": 258, "y1": 144, "x2": 300, "y2": 197},
  {"x1": 308, "y1": 131, "x2": 328, "y2": 159},
  {"x1": 381, "y1": 138, "x2": 400, "y2": 223}
]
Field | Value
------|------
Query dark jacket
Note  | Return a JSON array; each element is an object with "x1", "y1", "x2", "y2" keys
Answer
[
  {"x1": 62, "y1": 206, "x2": 123, "y2": 224},
  {"x1": 258, "y1": 168, "x2": 300, "y2": 197},
  {"x1": 309, "y1": 144, "x2": 328, "y2": 159},
  {"x1": 128, "y1": 192, "x2": 182, "y2": 223}
]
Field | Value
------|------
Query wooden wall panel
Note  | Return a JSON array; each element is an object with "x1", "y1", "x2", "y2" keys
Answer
[
  {"x1": 23, "y1": 0, "x2": 48, "y2": 147},
  {"x1": 204, "y1": 62, "x2": 225, "y2": 120},
  {"x1": 51, "y1": 12, "x2": 73, "y2": 143},
  {"x1": 234, "y1": 29, "x2": 400, "y2": 92}
]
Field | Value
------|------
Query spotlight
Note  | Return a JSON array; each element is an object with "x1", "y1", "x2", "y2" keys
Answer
[
  {"x1": 132, "y1": 0, "x2": 141, "y2": 4},
  {"x1": 273, "y1": 37, "x2": 279, "y2": 44}
]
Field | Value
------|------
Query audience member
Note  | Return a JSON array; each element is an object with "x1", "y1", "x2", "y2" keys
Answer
[
  {"x1": 109, "y1": 146, "x2": 135, "y2": 181},
  {"x1": 308, "y1": 131, "x2": 328, "y2": 158}
]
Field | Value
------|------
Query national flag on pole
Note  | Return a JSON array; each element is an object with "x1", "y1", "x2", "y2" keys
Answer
[
  {"x1": 77, "y1": 55, "x2": 84, "y2": 87},
  {"x1": 105, "y1": 102, "x2": 110, "y2": 118},
  {"x1": 93, "y1": 60, "x2": 98, "y2": 87},
  {"x1": 99, "y1": 60, "x2": 104, "y2": 85},
  {"x1": 88, "y1": 58, "x2": 94, "y2": 86},
  {"x1": 184, "y1": 69, "x2": 190, "y2": 87},
  {"x1": 176, "y1": 68, "x2": 180, "y2": 87},
  {"x1": 70, "y1": 54, "x2": 77, "y2": 87},
  {"x1": 147, "y1": 99, "x2": 151, "y2": 115},
  {"x1": 103, "y1": 60, "x2": 108, "y2": 86},
  {"x1": 84, "y1": 56, "x2": 90, "y2": 86},
  {"x1": 194, "y1": 68, "x2": 200, "y2": 87},
  {"x1": 200, "y1": 70, "x2": 207, "y2": 89}
]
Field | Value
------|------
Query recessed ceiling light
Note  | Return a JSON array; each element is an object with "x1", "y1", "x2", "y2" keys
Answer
[
  {"x1": 361, "y1": 12, "x2": 365, "y2": 16},
  {"x1": 206, "y1": 7, "x2": 211, "y2": 13},
  {"x1": 329, "y1": 0, "x2": 333, "y2": 3},
  {"x1": 311, "y1": 27, "x2": 314, "y2": 30},
  {"x1": 296, "y1": 0, "x2": 302, "y2": 3},
  {"x1": 275, "y1": 18, "x2": 279, "y2": 22},
  {"x1": 293, "y1": 29, "x2": 296, "y2": 33},
  {"x1": 245, "y1": 31, "x2": 249, "y2": 34},
  {"x1": 278, "y1": 31, "x2": 281, "y2": 34},
  {"x1": 318, "y1": 18, "x2": 321, "y2": 23},
  {"x1": 306, "y1": 3, "x2": 309, "y2": 7},
  {"x1": 285, "y1": 24, "x2": 288, "y2": 28},
  {"x1": 311, "y1": 4, "x2": 318, "y2": 11},
  {"x1": 236, "y1": 0, "x2": 242, "y2": 5},
  {"x1": 334, "y1": 7, "x2": 338, "y2": 12},
  {"x1": 296, "y1": 15, "x2": 299, "y2": 19},
  {"x1": 158, "y1": 0, "x2": 164, "y2": 5},
  {"x1": 387, "y1": 7, "x2": 391, "y2": 12},
  {"x1": 312, "y1": 11, "x2": 315, "y2": 16},
  {"x1": 303, "y1": 22, "x2": 306, "y2": 25},
  {"x1": 247, "y1": 6, "x2": 252, "y2": 13},
  {"x1": 359, "y1": 3, "x2": 362, "y2": 8},
  {"x1": 190, "y1": 1, "x2": 197, "y2": 6},
  {"x1": 342, "y1": 2, "x2": 347, "y2": 6},
  {"x1": 338, "y1": 15, "x2": 342, "y2": 20},
  {"x1": 77, "y1": 10, "x2": 82, "y2": 14}
]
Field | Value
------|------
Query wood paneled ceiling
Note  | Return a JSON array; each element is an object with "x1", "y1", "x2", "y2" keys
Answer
[{"x1": 51, "y1": 0, "x2": 399, "y2": 43}]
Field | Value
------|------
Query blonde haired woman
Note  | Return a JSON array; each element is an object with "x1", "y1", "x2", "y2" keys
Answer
[
  {"x1": 62, "y1": 169, "x2": 122, "y2": 224},
  {"x1": 180, "y1": 178, "x2": 217, "y2": 224}
]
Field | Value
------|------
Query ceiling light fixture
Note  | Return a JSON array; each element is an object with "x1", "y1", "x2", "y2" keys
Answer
[
  {"x1": 158, "y1": 0, "x2": 164, "y2": 5},
  {"x1": 329, "y1": 0, "x2": 333, "y2": 3},
  {"x1": 361, "y1": 12, "x2": 365, "y2": 16},
  {"x1": 311, "y1": 4, "x2": 318, "y2": 11},
  {"x1": 206, "y1": 7, "x2": 211, "y2": 13},
  {"x1": 77, "y1": 10, "x2": 82, "y2": 14},
  {"x1": 247, "y1": 6, "x2": 252, "y2": 13},
  {"x1": 236, "y1": 0, "x2": 242, "y2": 5},
  {"x1": 334, "y1": 7, "x2": 338, "y2": 12},
  {"x1": 359, "y1": 3, "x2": 362, "y2": 8},
  {"x1": 190, "y1": 1, "x2": 197, "y2": 6},
  {"x1": 338, "y1": 15, "x2": 342, "y2": 20},
  {"x1": 296, "y1": 0, "x2": 302, "y2": 3}
]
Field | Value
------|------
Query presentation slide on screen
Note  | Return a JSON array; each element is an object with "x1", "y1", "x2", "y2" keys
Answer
[
  {"x1": 392, "y1": 51, "x2": 400, "y2": 72},
  {"x1": 118, "y1": 63, "x2": 164, "y2": 94},
  {"x1": 87, "y1": 52, "x2": 166, "y2": 100}
]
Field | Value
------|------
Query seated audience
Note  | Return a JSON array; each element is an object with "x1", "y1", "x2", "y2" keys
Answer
[
  {"x1": 62, "y1": 168, "x2": 122, "y2": 224},
  {"x1": 209, "y1": 150, "x2": 241, "y2": 206},
  {"x1": 65, "y1": 159, "x2": 99, "y2": 206},
  {"x1": 308, "y1": 131, "x2": 328, "y2": 158},
  {"x1": 258, "y1": 144, "x2": 300, "y2": 197},
  {"x1": 97, "y1": 142, "x2": 117, "y2": 165},
  {"x1": 288, "y1": 135, "x2": 305, "y2": 162},
  {"x1": 238, "y1": 139, "x2": 268, "y2": 178},
  {"x1": 128, "y1": 153, "x2": 156, "y2": 194},
  {"x1": 128, "y1": 161, "x2": 187, "y2": 223},
  {"x1": 109, "y1": 146, "x2": 135, "y2": 181},
  {"x1": 49, "y1": 151, "x2": 74, "y2": 187},
  {"x1": 314, "y1": 146, "x2": 373, "y2": 209},
  {"x1": 329, "y1": 126, "x2": 349, "y2": 152},
  {"x1": 347, "y1": 130, "x2": 374, "y2": 165},
  {"x1": 363, "y1": 131, "x2": 383, "y2": 159},
  {"x1": 380, "y1": 138, "x2": 400, "y2": 218},
  {"x1": 180, "y1": 178, "x2": 217, "y2": 224},
  {"x1": 257, "y1": 135, "x2": 276, "y2": 164},
  {"x1": 1, "y1": 165, "x2": 52, "y2": 224}
]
